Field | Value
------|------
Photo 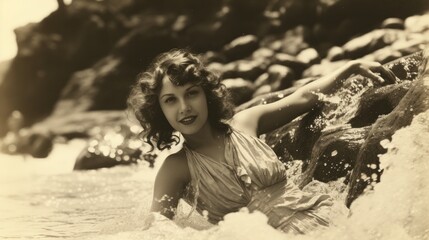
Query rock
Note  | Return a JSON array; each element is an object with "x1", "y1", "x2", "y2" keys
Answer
[
  {"x1": 316, "y1": 0, "x2": 428, "y2": 43},
  {"x1": 26, "y1": 132, "x2": 54, "y2": 158},
  {"x1": 361, "y1": 36, "x2": 428, "y2": 64},
  {"x1": 367, "y1": 49, "x2": 403, "y2": 64},
  {"x1": 326, "y1": 46, "x2": 345, "y2": 61},
  {"x1": 203, "y1": 51, "x2": 227, "y2": 63},
  {"x1": 74, "y1": 145, "x2": 141, "y2": 170},
  {"x1": 31, "y1": 111, "x2": 128, "y2": 139},
  {"x1": 253, "y1": 84, "x2": 273, "y2": 97},
  {"x1": 223, "y1": 35, "x2": 260, "y2": 61},
  {"x1": 0, "y1": 129, "x2": 53, "y2": 158},
  {"x1": 0, "y1": 2, "x2": 126, "y2": 130},
  {"x1": 279, "y1": 26, "x2": 310, "y2": 55},
  {"x1": 264, "y1": 51, "x2": 425, "y2": 193},
  {"x1": 70, "y1": 119, "x2": 157, "y2": 170},
  {"x1": 391, "y1": 38, "x2": 429, "y2": 56},
  {"x1": 251, "y1": 47, "x2": 275, "y2": 60},
  {"x1": 222, "y1": 78, "x2": 255, "y2": 106},
  {"x1": 302, "y1": 60, "x2": 347, "y2": 78},
  {"x1": 296, "y1": 48, "x2": 320, "y2": 65},
  {"x1": 298, "y1": 81, "x2": 413, "y2": 186},
  {"x1": 221, "y1": 59, "x2": 268, "y2": 81},
  {"x1": 346, "y1": 49, "x2": 429, "y2": 207},
  {"x1": 342, "y1": 29, "x2": 407, "y2": 59},
  {"x1": 252, "y1": 65, "x2": 295, "y2": 97},
  {"x1": 273, "y1": 53, "x2": 308, "y2": 76},
  {"x1": 268, "y1": 0, "x2": 319, "y2": 30},
  {"x1": 299, "y1": 125, "x2": 371, "y2": 186},
  {"x1": 381, "y1": 18, "x2": 405, "y2": 29},
  {"x1": 253, "y1": 73, "x2": 270, "y2": 89},
  {"x1": 349, "y1": 82, "x2": 412, "y2": 128},
  {"x1": 405, "y1": 14, "x2": 429, "y2": 33},
  {"x1": 385, "y1": 50, "x2": 424, "y2": 81}
]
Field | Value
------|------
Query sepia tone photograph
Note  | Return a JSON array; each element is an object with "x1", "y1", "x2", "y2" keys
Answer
[{"x1": 0, "y1": 0, "x2": 428, "y2": 239}]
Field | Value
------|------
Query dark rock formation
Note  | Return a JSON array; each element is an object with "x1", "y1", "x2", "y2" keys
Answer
[
  {"x1": 346, "y1": 49, "x2": 429, "y2": 207},
  {"x1": 0, "y1": 1, "x2": 126, "y2": 134},
  {"x1": 263, "y1": 51, "x2": 426, "y2": 204},
  {"x1": 222, "y1": 78, "x2": 255, "y2": 106}
]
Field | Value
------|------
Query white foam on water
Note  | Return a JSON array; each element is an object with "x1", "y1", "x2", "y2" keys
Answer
[
  {"x1": 87, "y1": 110, "x2": 429, "y2": 240},
  {"x1": 1, "y1": 112, "x2": 428, "y2": 240}
]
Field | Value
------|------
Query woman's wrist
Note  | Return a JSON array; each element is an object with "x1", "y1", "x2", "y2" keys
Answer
[{"x1": 335, "y1": 60, "x2": 358, "y2": 82}]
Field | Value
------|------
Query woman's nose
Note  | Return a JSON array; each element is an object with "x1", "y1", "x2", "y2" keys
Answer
[{"x1": 179, "y1": 100, "x2": 191, "y2": 113}]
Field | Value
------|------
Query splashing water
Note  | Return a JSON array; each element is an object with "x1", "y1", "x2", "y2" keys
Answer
[
  {"x1": 1, "y1": 111, "x2": 427, "y2": 240},
  {"x1": 313, "y1": 76, "x2": 376, "y2": 128}
]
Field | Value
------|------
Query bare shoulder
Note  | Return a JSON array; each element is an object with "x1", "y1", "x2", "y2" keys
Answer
[{"x1": 157, "y1": 149, "x2": 190, "y2": 184}]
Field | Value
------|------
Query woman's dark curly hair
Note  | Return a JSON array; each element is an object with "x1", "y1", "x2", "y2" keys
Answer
[{"x1": 128, "y1": 49, "x2": 234, "y2": 151}]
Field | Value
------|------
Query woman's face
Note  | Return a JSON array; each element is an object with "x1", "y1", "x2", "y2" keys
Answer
[{"x1": 158, "y1": 75, "x2": 209, "y2": 135}]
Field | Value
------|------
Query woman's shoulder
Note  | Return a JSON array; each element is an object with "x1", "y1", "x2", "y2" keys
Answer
[
  {"x1": 229, "y1": 110, "x2": 260, "y2": 137},
  {"x1": 158, "y1": 148, "x2": 190, "y2": 183}
]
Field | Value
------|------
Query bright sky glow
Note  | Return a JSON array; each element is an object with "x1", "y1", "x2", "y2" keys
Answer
[{"x1": 0, "y1": 0, "x2": 72, "y2": 61}]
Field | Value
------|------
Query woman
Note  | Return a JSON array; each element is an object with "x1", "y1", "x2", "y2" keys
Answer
[{"x1": 128, "y1": 49, "x2": 395, "y2": 233}]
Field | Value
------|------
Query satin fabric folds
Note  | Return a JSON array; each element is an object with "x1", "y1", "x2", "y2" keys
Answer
[{"x1": 183, "y1": 128, "x2": 336, "y2": 234}]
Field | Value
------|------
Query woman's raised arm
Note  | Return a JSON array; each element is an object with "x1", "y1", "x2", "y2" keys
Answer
[{"x1": 232, "y1": 60, "x2": 396, "y2": 136}]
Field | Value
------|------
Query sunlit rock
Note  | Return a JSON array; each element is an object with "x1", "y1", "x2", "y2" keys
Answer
[
  {"x1": 342, "y1": 29, "x2": 408, "y2": 59},
  {"x1": 221, "y1": 59, "x2": 268, "y2": 81},
  {"x1": 296, "y1": 48, "x2": 320, "y2": 66},
  {"x1": 222, "y1": 78, "x2": 255, "y2": 106},
  {"x1": 326, "y1": 46, "x2": 345, "y2": 61},
  {"x1": 380, "y1": 18, "x2": 405, "y2": 30},
  {"x1": 272, "y1": 53, "x2": 308, "y2": 77},
  {"x1": 222, "y1": 35, "x2": 259, "y2": 62}
]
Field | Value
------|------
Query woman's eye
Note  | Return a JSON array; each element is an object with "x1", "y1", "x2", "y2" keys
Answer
[
  {"x1": 164, "y1": 97, "x2": 176, "y2": 104},
  {"x1": 187, "y1": 90, "x2": 199, "y2": 97}
]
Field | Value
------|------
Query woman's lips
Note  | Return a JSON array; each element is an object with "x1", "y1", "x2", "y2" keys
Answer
[{"x1": 179, "y1": 116, "x2": 197, "y2": 125}]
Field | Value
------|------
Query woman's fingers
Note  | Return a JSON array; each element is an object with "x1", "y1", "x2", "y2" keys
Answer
[
  {"x1": 370, "y1": 64, "x2": 397, "y2": 84},
  {"x1": 356, "y1": 61, "x2": 397, "y2": 84},
  {"x1": 358, "y1": 68, "x2": 385, "y2": 83}
]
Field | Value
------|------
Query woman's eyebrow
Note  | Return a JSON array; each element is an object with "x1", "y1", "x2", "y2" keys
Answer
[
  {"x1": 186, "y1": 84, "x2": 198, "y2": 91},
  {"x1": 160, "y1": 93, "x2": 174, "y2": 99}
]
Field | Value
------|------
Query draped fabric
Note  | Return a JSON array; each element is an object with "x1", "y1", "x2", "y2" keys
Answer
[{"x1": 182, "y1": 128, "x2": 337, "y2": 234}]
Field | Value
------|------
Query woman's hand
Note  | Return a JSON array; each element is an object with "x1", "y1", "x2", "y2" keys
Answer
[
  {"x1": 232, "y1": 59, "x2": 398, "y2": 136},
  {"x1": 340, "y1": 60, "x2": 397, "y2": 85}
]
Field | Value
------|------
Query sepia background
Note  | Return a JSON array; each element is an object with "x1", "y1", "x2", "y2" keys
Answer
[{"x1": 1, "y1": 0, "x2": 429, "y2": 239}]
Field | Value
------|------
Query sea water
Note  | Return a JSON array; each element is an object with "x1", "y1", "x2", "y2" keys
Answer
[{"x1": 1, "y1": 109, "x2": 428, "y2": 240}]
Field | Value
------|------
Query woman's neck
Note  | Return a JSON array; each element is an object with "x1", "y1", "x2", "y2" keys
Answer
[{"x1": 182, "y1": 123, "x2": 224, "y2": 150}]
